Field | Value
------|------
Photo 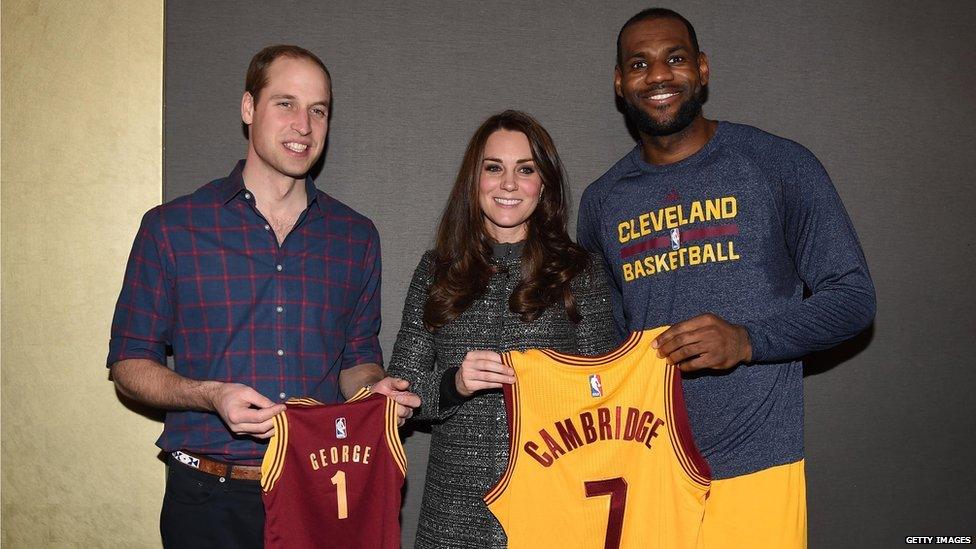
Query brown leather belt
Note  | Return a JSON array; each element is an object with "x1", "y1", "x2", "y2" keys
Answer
[{"x1": 171, "y1": 450, "x2": 262, "y2": 481}]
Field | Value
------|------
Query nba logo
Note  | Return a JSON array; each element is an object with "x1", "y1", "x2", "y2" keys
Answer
[
  {"x1": 589, "y1": 374, "x2": 603, "y2": 397},
  {"x1": 670, "y1": 228, "x2": 681, "y2": 250},
  {"x1": 335, "y1": 417, "x2": 347, "y2": 439}
]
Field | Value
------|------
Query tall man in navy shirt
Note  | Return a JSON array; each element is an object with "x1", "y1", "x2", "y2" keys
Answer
[
  {"x1": 577, "y1": 9, "x2": 875, "y2": 548},
  {"x1": 108, "y1": 45, "x2": 419, "y2": 548}
]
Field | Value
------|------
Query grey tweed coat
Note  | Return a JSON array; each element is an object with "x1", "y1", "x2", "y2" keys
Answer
[{"x1": 387, "y1": 244, "x2": 617, "y2": 549}]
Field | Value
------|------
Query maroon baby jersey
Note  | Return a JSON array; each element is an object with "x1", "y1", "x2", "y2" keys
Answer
[{"x1": 261, "y1": 389, "x2": 407, "y2": 548}]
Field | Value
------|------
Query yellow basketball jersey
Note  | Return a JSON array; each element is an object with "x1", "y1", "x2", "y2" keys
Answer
[{"x1": 485, "y1": 327, "x2": 710, "y2": 549}]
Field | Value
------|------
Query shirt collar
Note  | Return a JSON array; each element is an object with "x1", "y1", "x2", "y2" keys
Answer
[{"x1": 219, "y1": 160, "x2": 323, "y2": 216}]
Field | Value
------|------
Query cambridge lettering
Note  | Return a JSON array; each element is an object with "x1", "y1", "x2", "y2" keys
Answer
[{"x1": 524, "y1": 406, "x2": 665, "y2": 467}]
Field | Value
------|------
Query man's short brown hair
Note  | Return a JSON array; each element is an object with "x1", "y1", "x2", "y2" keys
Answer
[{"x1": 245, "y1": 44, "x2": 332, "y2": 101}]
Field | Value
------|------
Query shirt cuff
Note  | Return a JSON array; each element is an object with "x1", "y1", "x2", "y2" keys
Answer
[
  {"x1": 107, "y1": 337, "x2": 167, "y2": 367},
  {"x1": 439, "y1": 367, "x2": 467, "y2": 410},
  {"x1": 740, "y1": 321, "x2": 766, "y2": 363}
]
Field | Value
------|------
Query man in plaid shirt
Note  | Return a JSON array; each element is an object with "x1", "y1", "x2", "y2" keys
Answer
[{"x1": 107, "y1": 45, "x2": 419, "y2": 547}]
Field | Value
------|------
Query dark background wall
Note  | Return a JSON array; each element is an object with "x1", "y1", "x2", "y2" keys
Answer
[{"x1": 165, "y1": 1, "x2": 976, "y2": 546}]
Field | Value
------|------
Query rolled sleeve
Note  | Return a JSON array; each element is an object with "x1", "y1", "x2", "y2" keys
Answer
[
  {"x1": 107, "y1": 208, "x2": 174, "y2": 366},
  {"x1": 340, "y1": 224, "x2": 383, "y2": 369}
]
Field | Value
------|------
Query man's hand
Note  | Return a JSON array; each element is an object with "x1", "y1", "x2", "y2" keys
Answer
[
  {"x1": 206, "y1": 382, "x2": 286, "y2": 439},
  {"x1": 370, "y1": 377, "x2": 421, "y2": 426},
  {"x1": 455, "y1": 350, "x2": 516, "y2": 398},
  {"x1": 653, "y1": 313, "x2": 753, "y2": 372}
]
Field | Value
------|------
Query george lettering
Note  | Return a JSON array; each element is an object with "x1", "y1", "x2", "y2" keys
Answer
[{"x1": 308, "y1": 444, "x2": 374, "y2": 471}]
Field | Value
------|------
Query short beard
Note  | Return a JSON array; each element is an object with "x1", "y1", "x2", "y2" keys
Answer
[{"x1": 623, "y1": 86, "x2": 704, "y2": 137}]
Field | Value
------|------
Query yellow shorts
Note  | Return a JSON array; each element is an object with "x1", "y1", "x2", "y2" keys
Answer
[{"x1": 697, "y1": 459, "x2": 807, "y2": 549}]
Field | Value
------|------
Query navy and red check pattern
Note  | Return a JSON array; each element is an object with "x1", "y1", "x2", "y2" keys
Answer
[{"x1": 108, "y1": 161, "x2": 382, "y2": 463}]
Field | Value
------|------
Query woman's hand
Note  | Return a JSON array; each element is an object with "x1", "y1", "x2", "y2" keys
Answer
[{"x1": 455, "y1": 350, "x2": 516, "y2": 397}]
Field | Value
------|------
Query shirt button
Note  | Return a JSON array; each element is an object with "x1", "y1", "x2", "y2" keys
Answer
[
  {"x1": 276, "y1": 306, "x2": 284, "y2": 313},
  {"x1": 264, "y1": 224, "x2": 271, "y2": 231},
  {"x1": 277, "y1": 349, "x2": 285, "y2": 356},
  {"x1": 276, "y1": 264, "x2": 283, "y2": 271},
  {"x1": 244, "y1": 192, "x2": 251, "y2": 200},
  {"x1": 279, "y1": 392, "x2": 287, "y2": 399}
]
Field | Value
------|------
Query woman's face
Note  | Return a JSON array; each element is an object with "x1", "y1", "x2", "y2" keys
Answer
[{"x1": 478, "y1": 130, "x2": 544, "y2": 243}]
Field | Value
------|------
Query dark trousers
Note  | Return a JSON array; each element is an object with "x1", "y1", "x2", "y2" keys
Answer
[{"x1": 160, "y1": 455, "x2": 264, "y2": 549}]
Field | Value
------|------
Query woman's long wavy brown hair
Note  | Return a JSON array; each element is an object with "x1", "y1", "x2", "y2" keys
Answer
[{"x1": 423, "y1": 110, "x2": 590, "y2": 331}]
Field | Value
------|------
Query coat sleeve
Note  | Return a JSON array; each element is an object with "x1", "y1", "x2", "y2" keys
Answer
[{"x1": 386, "y1": 251, "x2": 455, "y2": 421}]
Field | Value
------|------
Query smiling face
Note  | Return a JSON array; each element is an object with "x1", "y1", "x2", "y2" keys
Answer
[
  {"x1": 615, "y1": 17, "x2": 709, "y2": 137},
  {"x1": 241, "y1": 56, "x2": 331, "y2": 182},
  {"x1": 477, "y1": 130, "x2": 544, "y2": 243}
]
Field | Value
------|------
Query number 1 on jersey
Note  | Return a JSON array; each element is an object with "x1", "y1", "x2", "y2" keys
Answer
[
  {"x1": 584, "y1": 477, "x2": 628, "y2": 549},
  {"x1": 330, "y1": 470, "x2": 348, "y2": 519}
]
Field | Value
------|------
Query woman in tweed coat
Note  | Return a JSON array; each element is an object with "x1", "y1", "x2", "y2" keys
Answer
[{"x1": 387, "y1": 110, "x2": 617, "y2": 548}]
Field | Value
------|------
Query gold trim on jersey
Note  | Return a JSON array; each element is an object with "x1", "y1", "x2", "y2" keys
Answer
[
  {"x1": 484, "y1": 353, "x2": 521, "y2": 506},
  {"x1": 285, "y1": 397, "x2": 326, "y2": 407},
  {"x1": 346, "y1": 386, "x2": 372, "y2": 403},
  {"x1": 382, "y1": 396, "x2": 408, "y2": 476},
  {"x1": 665, "y1": 365, "x2": 710, "y2": 488},
  {"x1": 261, "y1": 411, "x2": 289, "y2": 492},
  {"x1": 538, "y1": 330, "x2": 643, "y2": 366}
]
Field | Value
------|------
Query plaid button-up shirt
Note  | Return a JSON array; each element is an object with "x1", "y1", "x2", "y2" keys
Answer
[{"x1": 108, "y1": 161, "x2": 382, "y2": 463}]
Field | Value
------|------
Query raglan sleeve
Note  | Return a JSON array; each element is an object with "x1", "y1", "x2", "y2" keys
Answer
[{"x1": 741, "y1": 146, "x2": 876, "y2": 362}]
